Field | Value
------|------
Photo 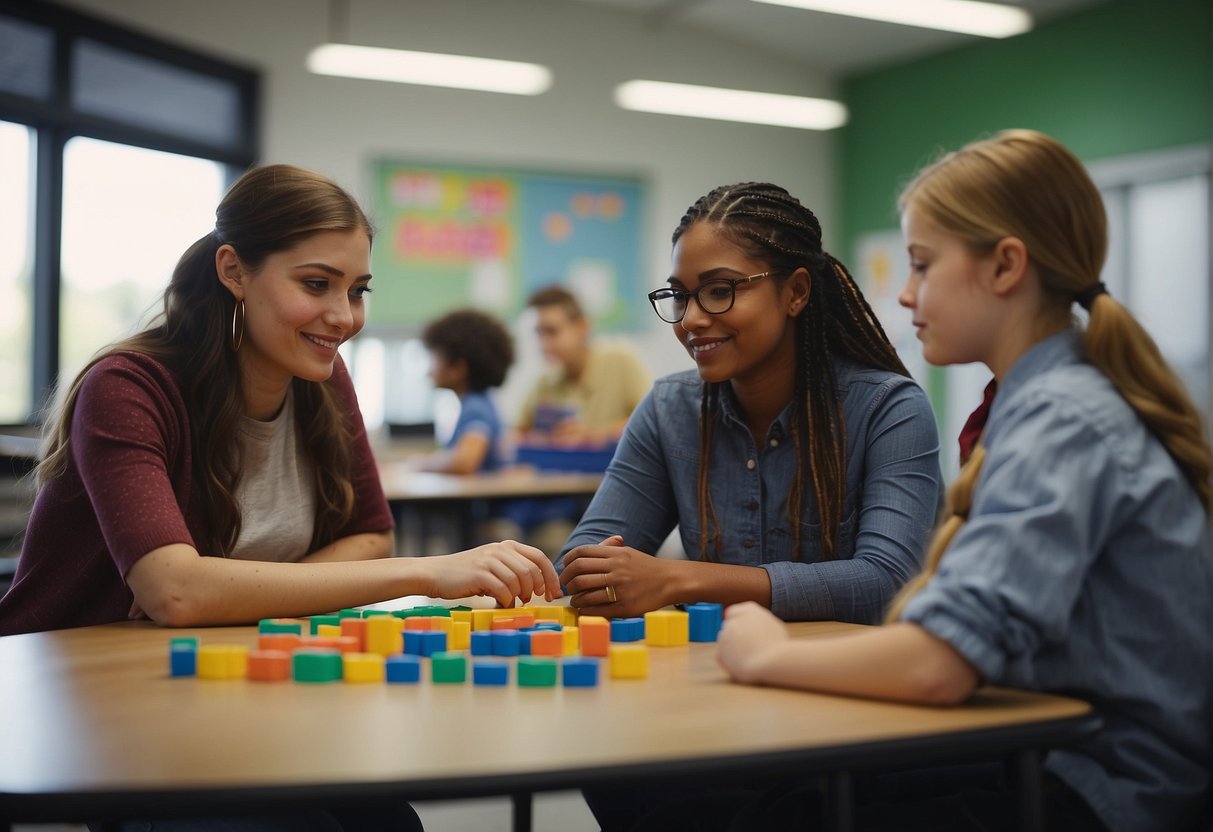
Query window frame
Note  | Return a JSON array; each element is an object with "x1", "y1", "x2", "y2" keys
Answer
[{"x1": 0, "y1": 0, "x2": 259, "y2": 424}]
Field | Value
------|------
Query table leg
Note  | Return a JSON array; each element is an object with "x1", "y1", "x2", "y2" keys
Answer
[
  {"x1": 825, "y1": 770, "x2": 854, "y2": 832},
  {"x1": 511, "y1": 791, "x2": 533, "y2": 832},
  {"x1": 1011, "y1": 749, "x2": 1044, "y2": 832}
]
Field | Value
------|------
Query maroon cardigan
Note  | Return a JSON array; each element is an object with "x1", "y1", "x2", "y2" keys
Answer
[{"x1": 0, "y1": 352, "x2": 392, "y2": 635}]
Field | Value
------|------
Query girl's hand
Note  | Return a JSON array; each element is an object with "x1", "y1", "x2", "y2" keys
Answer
[
  {"x1": 560, "y1": 535, "x2": 671, "y2": 617},
  {"x1": 422, "y1": 540, "x2": 562, "y2": 608},
  {"x1": 717, "y1": 601, "x2": 789, "y2": 685}
]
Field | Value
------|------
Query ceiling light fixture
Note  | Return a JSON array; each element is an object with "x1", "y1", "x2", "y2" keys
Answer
[
  {"x1": 751, "y1": 0, "x2": 1032, "y2": 38},
  {"x1": 614, "y1": 80, "x2": 847, "y2": 130},
  {"x1": 306, "y1": 44, "x2": 552, "y2": 96}
]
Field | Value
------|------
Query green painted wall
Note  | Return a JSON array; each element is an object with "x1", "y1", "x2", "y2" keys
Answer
[{"x1": 839, "y1": 0, "x2": 1212, "y2": 254}]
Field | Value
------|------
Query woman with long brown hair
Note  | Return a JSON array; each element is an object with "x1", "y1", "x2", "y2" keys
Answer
[{"x1": 0, "y1": 164, "x2": 558, "y2": 638}]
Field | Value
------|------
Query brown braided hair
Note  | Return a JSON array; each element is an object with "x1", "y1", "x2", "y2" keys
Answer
[{"x1": 674, "y1": 183, "x2": 910, "y2": 561}]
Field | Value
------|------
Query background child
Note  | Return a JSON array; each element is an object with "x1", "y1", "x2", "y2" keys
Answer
[
  {"x1": 416, "y1": 307, "x2": 513, "y2": 474},
  {"x1": 715, "y1": 130, "x2": 1212, "y2": 832}
]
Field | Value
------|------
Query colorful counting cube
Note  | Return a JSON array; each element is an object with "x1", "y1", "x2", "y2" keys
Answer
[
  {"x1": 687, "y1": 602, "x2": 724, "y2": 642},
  {"x1": 608, "y1": 644, "x2": 649, "y2": 679},
  {"x1": 403, "y1": 616, "x2": 432, "y2": 631},
  {"x1": 431, "y1": 652, "x2": 467, "y2": 684},
  {"x1": 528, "y1": 630, "x2": 563, "y2": 657},
  {"x1": 258, "y1": 618, "x2": 303, "y2": 635},
  {"x1": 308, "y1": 614, "x2": 342, "y2": 635},
  {"x1": 533, "y1": 606, "x2": 565, "y2": 624},
  {"x1": 292, "y1": 649, "x2": 343, "y2": 683},
  {"x1": 340, "y1": 618, "x2": 367, "y2": 651},
  {"x1": 247, "y1": 649, "x2": 291, "y2": 682},
  {"x1": 197, "y1": 644, "x2": 248, "y2": 680},
  {"x1": 449, "y1": 620, "x2": 471, "y2": 651},
  {"x1": 365, "y1": 616, "x2": 404, "y2": 655},
  {"x1": 420, "y1": 630, "x2": 447, "y2": 657},
  {"x1": 470, "y1": 630, "x2": 493, "y2": 656},
  {"x1": 644, "y1": 610, "x2": 689, "y2": 647},
  {"x1": 362, "y1": 609, "x2": 394, "y2": 618},
  {"x1": 473, "y1": 660, "x2": 510, "y2": 686},
  {"x1": 385, "y1": 654, "x2": 421, "y2": 684},
  {"x1": 610, "y1": 617, "x2": 645, "y2": 642},
  {"x1": 258, "y1": 633, "x2": 302, "y2": 653},
  {"x1": 517, "y1": 657, "x2": 558, "y2": 687},
  {"x1": 562, "y1": 657, "x2": 599, "y2": 687},
  {"x1": 579, "y1": 616, "x2": 610, "y2": 657},
  {"x1": 491, "y1": 630, "x2": 522, "y2": 657},
  {"x1": 472, "y1": 609, "x2": 497, "y2": 631},
  {"x1": 561, "y1": 627, "x2": 580, "y2": 656},
  {"x1": 343, "y1": 652, "x2": 386, "y2": 683},
  {"x1": 315, "y1": 623, "x2": 343, "y2": 639},
  {"x1": 169, "y1": 643, "x2": 196, "y2": 677}
]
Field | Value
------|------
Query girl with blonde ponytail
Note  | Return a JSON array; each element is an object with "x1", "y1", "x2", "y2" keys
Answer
[{"x1": 715, "y1": 130, "x2": 1211, "y2": 832}]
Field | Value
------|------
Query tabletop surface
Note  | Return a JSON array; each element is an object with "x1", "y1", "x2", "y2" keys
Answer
[
  {"x1": 376, "y1": 462, "x2": 603, "y2": 501},
  {"x1": 0, "y1": 614, "x2": 1096, "y2": 814}
]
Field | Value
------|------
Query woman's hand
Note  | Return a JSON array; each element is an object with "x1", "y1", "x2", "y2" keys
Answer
[
  {"x1": 560, "y1": 535, "x2": 674, "y2": 617},
  {"x1": 717, "y1": 601, "x2": 789, "y2": 685},
  {"x1": 421, "y1": 540, "x2": 562, "y2": 608}
]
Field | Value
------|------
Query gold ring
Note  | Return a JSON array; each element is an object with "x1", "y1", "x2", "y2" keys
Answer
[{"x1": 605, "y1": 585, "x2": 618, "y2": 603}]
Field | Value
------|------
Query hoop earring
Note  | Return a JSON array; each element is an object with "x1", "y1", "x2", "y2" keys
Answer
[{"x1": 231, "y1": 300, "x2": 245, "y2": 353}]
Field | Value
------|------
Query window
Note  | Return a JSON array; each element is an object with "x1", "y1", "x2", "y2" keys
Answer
[
  {"x1": 0, "y1": 121, "x2": 34, "y2": 423},
  {"x1": 0, "y1": 2, "x2": 257, "y2": 423},
  {"x1": 60, "y1": 138, "x2": 225, "y2": 383}
]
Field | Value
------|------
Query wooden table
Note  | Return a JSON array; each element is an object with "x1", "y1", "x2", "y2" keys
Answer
[
  {"x1": 376, "y1": 461, "x2": 603, "y2": 555},
  {"x1": 0, "y1": 619, "x2": 1098, "y2": 831}
]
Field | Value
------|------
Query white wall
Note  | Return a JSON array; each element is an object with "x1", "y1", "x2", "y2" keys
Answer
[{"x1": 59, "y1": 0, "x2": 840, "y2": 423}]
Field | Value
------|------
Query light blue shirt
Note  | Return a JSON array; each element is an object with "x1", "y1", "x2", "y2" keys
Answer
[
  {"x1": 902, "y1": 330, "x2": 1213, "y2": 832},
  {"x1": 450, "y1": 391, "x2": 504, "y2": 472},
  {"x1": 557, "y1": 357, "x2": 943, "y2": 623}
]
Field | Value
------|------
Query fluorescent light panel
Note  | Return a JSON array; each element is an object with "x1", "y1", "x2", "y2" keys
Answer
[
  {"x1": 307, "y1": 43, "x2": 552, "y2": 95},
  {"x1": 614, "y1": 80, "x2": 847, "y2": 130},
  {"x1": 751, "y1": 0, "x2": 1032, "y2": 38}
]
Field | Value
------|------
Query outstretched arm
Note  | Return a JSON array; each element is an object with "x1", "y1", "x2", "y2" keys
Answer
[
  {"x1": 127, "y1": 538, "x2": 561, "y2": 627},
  {"x1": 717, "y1": 601, "x2": 979, "y2": 705}
]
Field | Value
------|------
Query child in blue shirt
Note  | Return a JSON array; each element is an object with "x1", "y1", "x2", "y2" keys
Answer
[{"x1": 417, "y1": 308, "x2": 512, "y2": 474}]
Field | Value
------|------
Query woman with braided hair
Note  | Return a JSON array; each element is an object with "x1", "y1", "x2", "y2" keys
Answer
[
  {"x1": 715, "y1": 130, "x2": 1212, "y2": 831},
  {"x1": 556, "y1": 182, "x2": 943, "y2": 629}
]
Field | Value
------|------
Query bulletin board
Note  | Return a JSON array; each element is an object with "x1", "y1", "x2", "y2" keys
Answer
[{"x1": 368, "y1": 160, "x2": 647, "y2": 332}]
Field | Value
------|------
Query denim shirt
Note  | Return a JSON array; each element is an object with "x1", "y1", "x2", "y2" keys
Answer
[
  {"x1": 902, "y1": 330, "x2": 1213, "y2": 832},
  {"x1": 557, "y1": 357, "x2": 943, "y2": 623}
]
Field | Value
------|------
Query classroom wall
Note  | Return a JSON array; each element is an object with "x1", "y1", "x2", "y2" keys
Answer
[
  {"x1": 839, "y1": 0, "x2": 1212, "y2": 253},
  {"x1": 55, "y1": 0, "x2": 843, "y2": 424}
]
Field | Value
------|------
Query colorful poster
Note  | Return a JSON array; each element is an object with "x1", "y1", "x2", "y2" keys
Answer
[{"x1": 369, "y1": 161, "x2": 646, "y2": 331}]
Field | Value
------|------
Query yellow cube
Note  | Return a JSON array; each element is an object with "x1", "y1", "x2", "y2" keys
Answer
[
  {"x1": 644, "y1": 610, "x2": 689, "y2": 647},
  {"x1": 449, "y1": 620, "x2": 472, "y2": 651},
  {"x1": 608, "y1": 644, "x2": 649, "y2": 679},
  {"x1": 430, "y1": 616, "x2": 453, "y2": 634},
  {"x1": 197, "y1": 644, "x2": 248, "y2": 680},
  {"x1": 472, "y1": 609, "x2": 497, "y2": 631},
  {"x1": 450, "y1": 609, "x2": 473, "y2": 627},
  {"x1": 343, "y1": 652, "x2": 386, "y2": 683},
  {"x1": 316, "y1": 623, "x2": 342, "y2": 639},
  {"x1": 365, "y1": 616, "x2": 404, "y2": 655},
  {"x1": 562, "y1": 627, "x2": 580, "y2": 656},
  {"x1": 533, "y1": 606, "x2": 564, "y2": 624}
]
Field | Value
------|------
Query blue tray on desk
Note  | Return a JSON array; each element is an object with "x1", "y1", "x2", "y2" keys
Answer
[{"x1": 515, "y1": 444, "x2": 617, "y2": 473}]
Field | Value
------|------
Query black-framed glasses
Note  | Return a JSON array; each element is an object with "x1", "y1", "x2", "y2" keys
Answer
[{"x1": 647, "y1": 271, "x2": 775, "y2": 324}]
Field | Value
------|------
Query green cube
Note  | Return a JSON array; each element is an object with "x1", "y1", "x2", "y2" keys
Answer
[
  {"x1": 292, "y1": 649, "x2": 343, "y2": 683},
  {"x1": 308, "y1": 614, "x2": 342, "y2": 635},
  {"x1": 170, "y1": 636, "x2": 200, "y2": 649},
  {"x1": 338, "y1": 609, "x2": 363, "y2": 619},
  {"x1": 431, "y1": 652, "x2": 467, "y2": 684},
  {"x1": 517, "y1": 657, "x2": 558, "y2": 687},
  {"x1": 258, "y1": 619, "x2": 302, "y2": 635}
]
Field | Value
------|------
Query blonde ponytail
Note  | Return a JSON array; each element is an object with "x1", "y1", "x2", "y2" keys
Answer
[
  {"x1": 885, "y1": 446, "x2": 986, "y2": 623},
  {"x1": 1083, "y1": 292, "x2": 1211, "y2": 510}
]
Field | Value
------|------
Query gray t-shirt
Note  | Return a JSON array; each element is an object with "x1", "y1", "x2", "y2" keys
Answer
[{"x1": 231, "y1": 389, "x2": 316, "y2": 562}]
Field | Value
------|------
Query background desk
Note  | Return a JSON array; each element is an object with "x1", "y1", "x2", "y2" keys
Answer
[
  {"x1": 0, "y1": 619, "x2": 1098, "y2": 832},
  {"x1": 376, "y1": 462, "x2": 603, "y2": 555}
]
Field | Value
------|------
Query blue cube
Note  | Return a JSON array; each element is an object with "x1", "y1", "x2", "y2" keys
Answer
[
  {"x1": 403, "y1": 630, "x2": 424, "y2": 655},
  {"x1": 385, "y1": 654, "x2": 421, "y2": 684},
  {"x1": 473, "y1": 660, "x2": 510, "y2": 686},
  {"x1": 470, "y1": 630, "x2": 493, "y2": 656},
  {"x1": 562, "y1": 657, "x2": 599, "y2": 687},
  {"x1": 169, "y1": 644, "x2": 196, "y2": 677},
  {"x1": 687, "y1": 602, "x2": 724, "y2": 642},
  {"x1": 492, "y1": 629, "x2": 522, "y2": 657},
  {"x1": 611, "y1": 617, "x2": 645, "y2": 642},
  {"x1": 420, "y1": 630, "x2": 447, "y2": 657}
]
